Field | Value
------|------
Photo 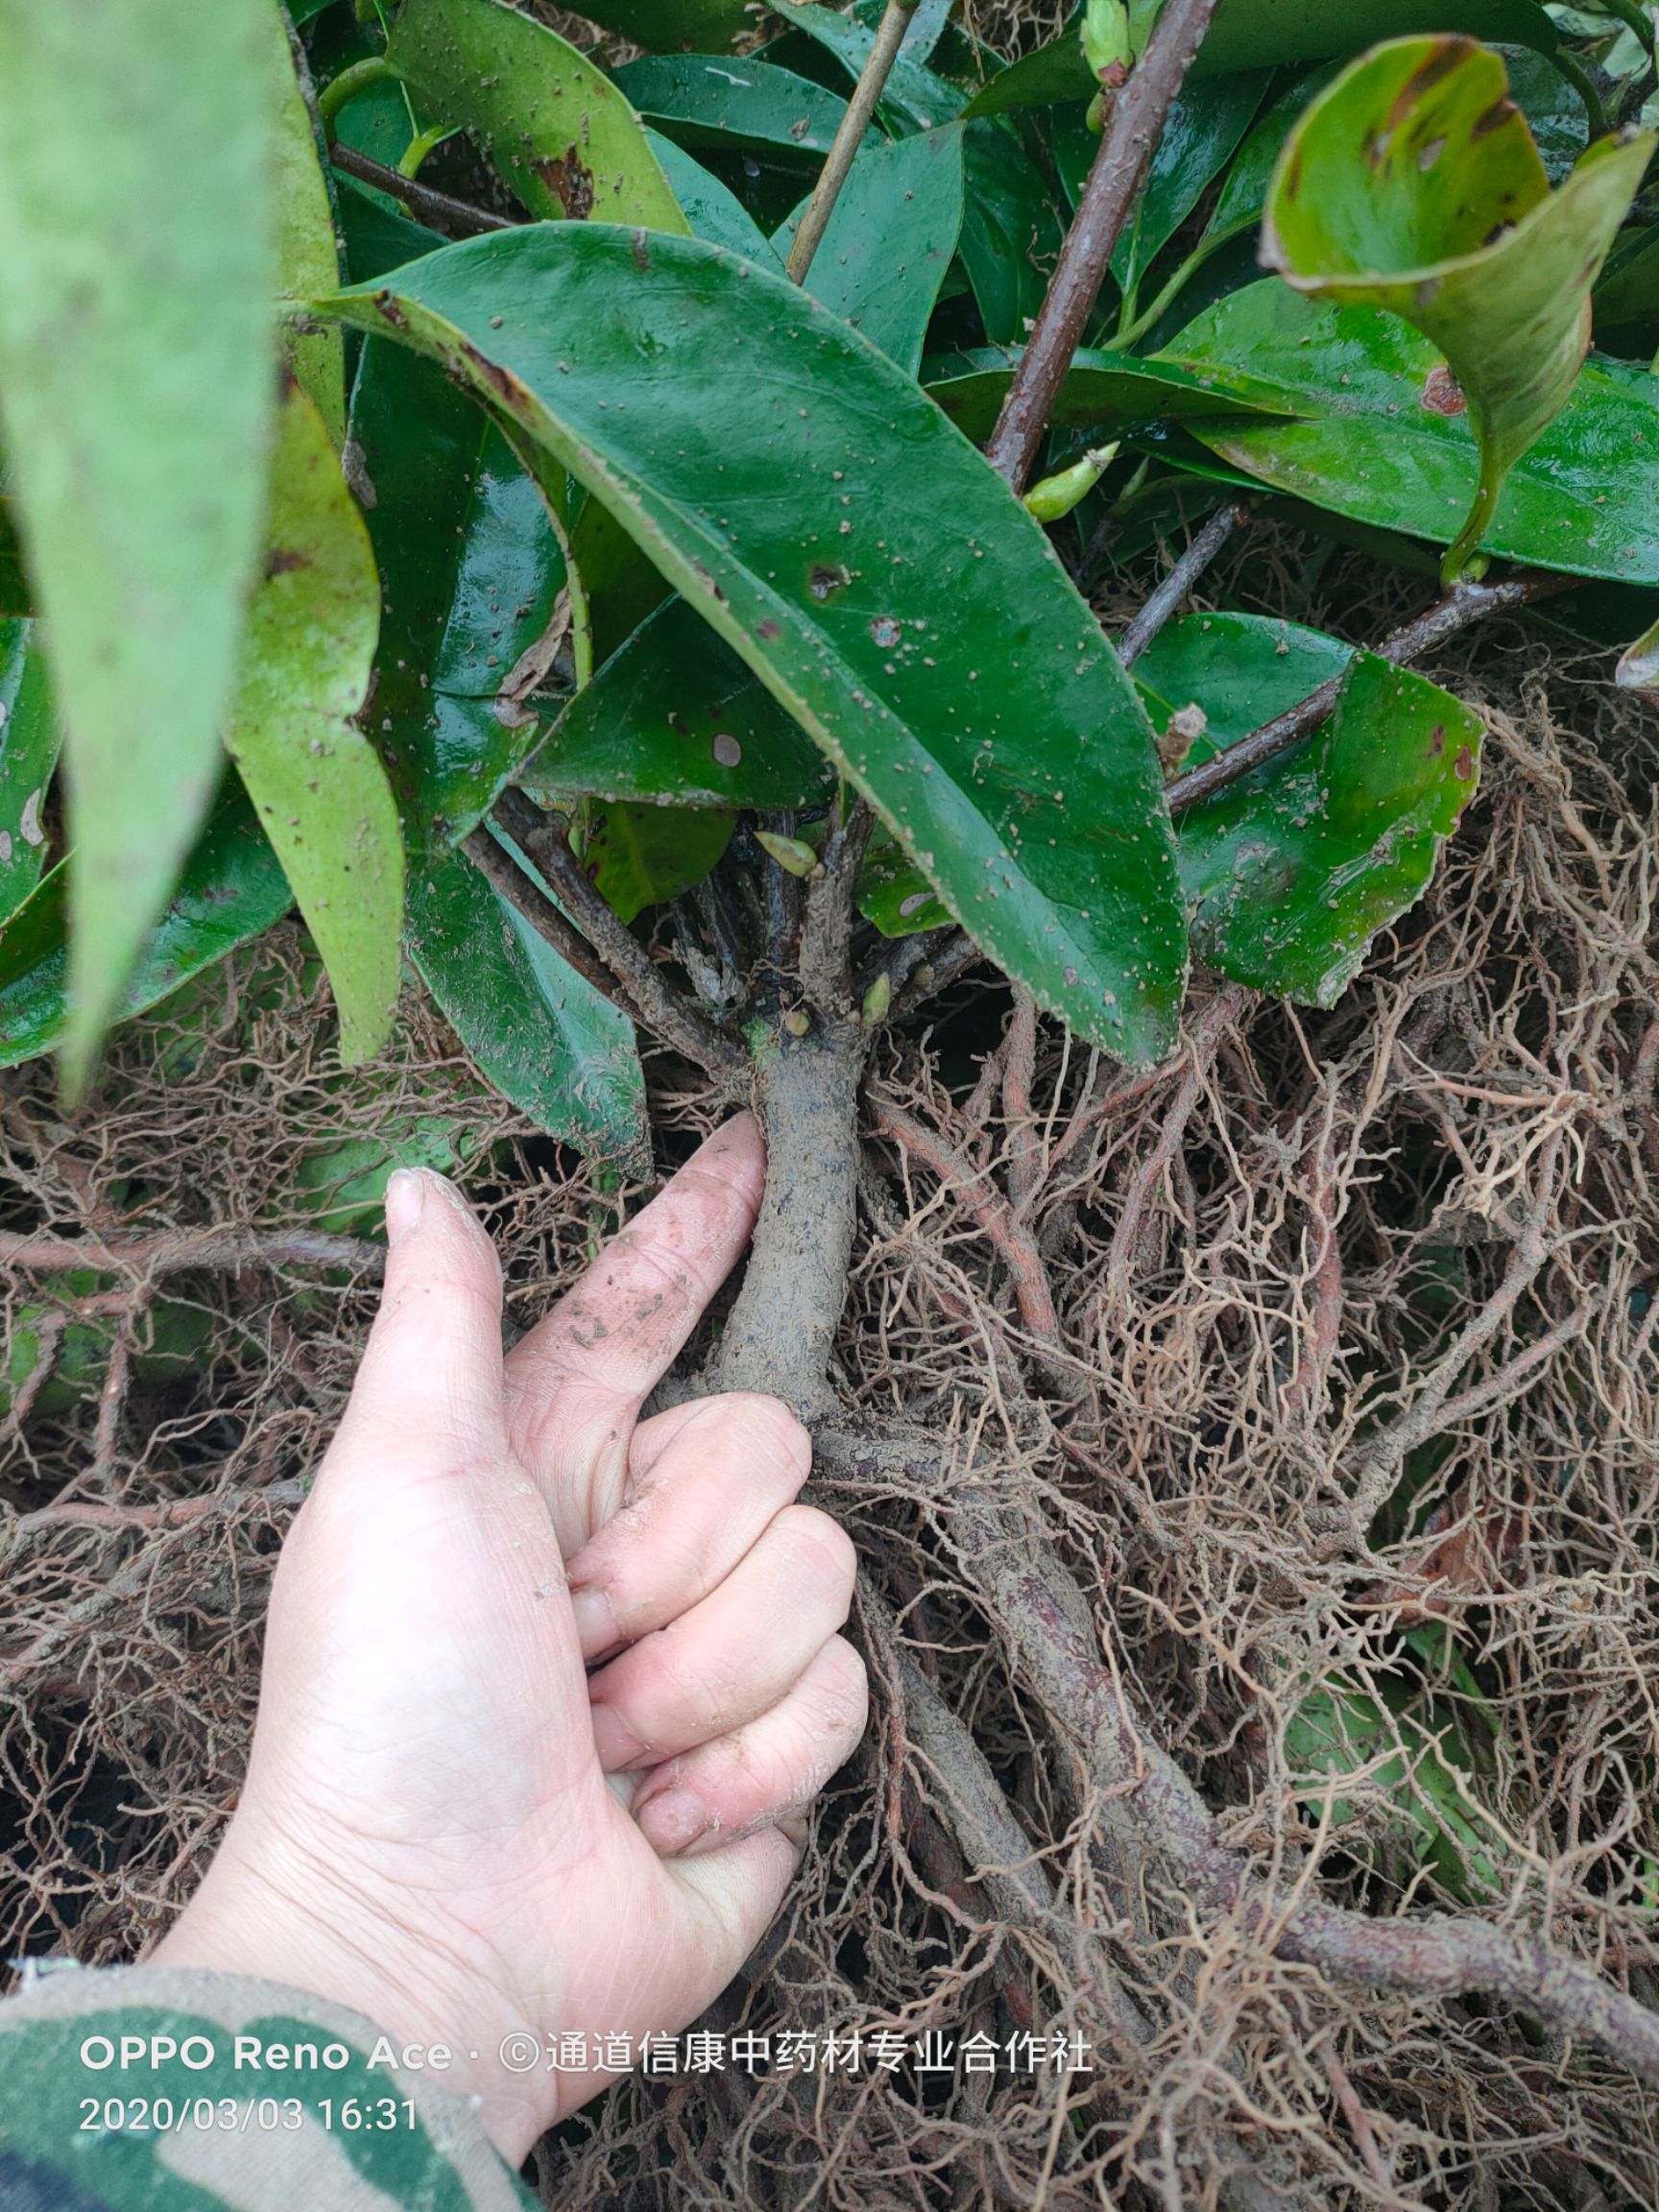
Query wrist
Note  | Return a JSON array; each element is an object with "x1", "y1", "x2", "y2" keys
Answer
[{"x1": 154, "y1": 1825, "x2": 555, "y2": 2160}]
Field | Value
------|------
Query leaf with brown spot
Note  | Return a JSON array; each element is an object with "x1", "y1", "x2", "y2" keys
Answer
[
  {"x1": 388, "y1": 0, "x2": 685, "y2": 234},
  {"x1": 222, "y1": 381, "x2": 401, "y2": 1065},
  {"x1": 1262, "y1": 36, "x2": 1653, "y2": 583}
]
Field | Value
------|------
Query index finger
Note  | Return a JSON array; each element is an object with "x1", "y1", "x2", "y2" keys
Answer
[{"x1": 504, "y1": 1113, "x2": 765, "y2": 1550}]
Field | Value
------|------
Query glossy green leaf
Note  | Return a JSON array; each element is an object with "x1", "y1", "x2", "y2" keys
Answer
[
  {"x1": 1136, "y1": 611, "x2": 1352, "y2": 755},
  {"x1": 389, "y1": 0, "x2": 686, "y2": 229},
  {"x1": 537, "y1": 0, "x2": 753, "y2": 54},
  {"x1": 964, "y1": 0, "x2": 1557, "y2": 116},
  {"x1": 769, "y1": 0, "x2": 967, "y2": 130},
  {"x1": 223, "y1": 383, "x2": 401, "y2": 1064},
  {"x1": 647, "y1": 133, "x2": 785, "y2": 269},
  {"x1": 268, "y1": 0, "x2": 345, "y2": 442},
  {"x1": 520, "y1": 598, "x2": 833, "y2": 811},
  {"x1": 406, "y1": 832, "x2": 646, "y2": 1158},
  {"x1": 960, "y1": 119, "x2": 1066, "y2": 347},
  {"x1": 335, "y1": 175, "x2": 443, "y2": 283},
  {"x1": 1209, "y1": 69, "x2": 1329, "y2": 240},
  {"x1": 1142, "y1": 613, "x2": 1483, "y2": 1005},
  {"x1": 325, "y1": 225, "x2": 1188, "y2": 1063},
  {"x1": 0, "y1": 620, "x2": 59, "y2": 920},
  {"x1": 1594, "y1": 221, "x2": 1659, "y2": 357},
  {"x1": 859, "y1": 828, "x2": 951, "y2": 935},
  {"x1": 855, "y1": 0, "x2": 956, "y2": 65},
  {"x1": 0, "y1": 0, "x2": 277, "y2": 1086},
  {"x1": 776, "y1": 126, "x2": 967, "y2": 375},
  {"x1": 924, "y1": 344, "x2": 1292, "y2": 444},
  {"x1": 1201, "y1": 0, "x2": 1556, "y2": 72},
  {"x1": 0, "y1": 490, "x2": 26, "y2": 618},
  {"x1": 612, "y1": 55, "x2": 862, "y2": 165},
  {"x1": 1049, "y1": 76, "x2": 1269, "y2": 299},
  {"x1": 1166, "y1": 280, "x2": 1659, "y2": 583},
  {"x1": 1263, "y1": 36, "x2": 1653, "y2": 580},
  {"x1": 1286, "y1": 1675, "x2": 1503, "y2": 1900},
  {"x1": 349, "y1": 338, "x2": 565, "y2": 849},
  {"x1": 1502, "y1": 46, "x2": 1599, "y2": 181},
  {"x1": 582, "y1": 802, "x2": 735, "y2": 925},
  {"x1": 0, "y1": 788, "x2": 294, "y2": 1069}
]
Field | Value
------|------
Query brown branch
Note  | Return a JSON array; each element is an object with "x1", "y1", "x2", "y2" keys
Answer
[
  {"x1": 490, "y1": 791, "x2": 743, "y2": 1077},
  {"x1": 800, "y1": 796, "x2": 875, "y2": 1021},
  {"x1": 327, "y1": 143, "x2": 513, "y2": 236},
  {"x1": 785, "y1": 0, "x2": 918, "y2": 284},
  {"x1": 1117, "y1": 500, "x2": 1248, "y2": 669},
  {"x1": 1165, "y1": 573, "x2": 1575, "y2": 813},
  {"x1": 889, "y1": 929, "x2": 983, "y2": 1022},
  {"x1": 461, "y1": 821, "x2": 630, "y2": 1012},
  {"x1": 0, "y1": 1228, "x2": 385, "y2": 1279},
  {"x1": 984, "y1": 0, "x2": 1222, "y2": 491},
  {"x1": 822, "y1": 1429, "x2": 1659, "y2": 2095}
]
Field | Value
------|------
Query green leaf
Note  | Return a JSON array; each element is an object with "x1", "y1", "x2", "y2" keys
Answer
[
  {"x1": 1166, "y1": 279, "x2": 1659, "y2": 583},
  {"x1": 388, "y1": 0, "x2": 687, "y2": 230},
  {"x1": 582, "y1": 801, "x2": 735, "y2": 924},
  {"x1": 858, "y1": 828, "x2": 951, "y2": 934},
  {"x1": 335, "y1": 175, "x2": 444, "y2": 283},
  {"x1": 923, "y1": 344, "x2": 1292, "y2": 444},
  {"x1": 325, "y1": 224, "x2": 1188, "y2": 1063},
  {"x1": 1142, "y1": 613, "x2": 1483, "y2": 1004},
  {"x1": 535, "y1": 0, "x2": 753, "y2": 54},
  {"x1": 1594, "y1": 221, "x2": 1659, "y2": 356},
  {"x1": 769, "y1": 0, "x2": 968, "y2": 130},
  {"x1": 963, "y1": 0, "x2": 1558, "y2": 116},
  {"x1": 520, "y1": 598, "x2": 833, "y2": 810},
  {"x1": 294, "y1": 1115, "x2": 493, "y2": 1237},
  {"x1": 1286, "y1": 1673, "x2": 1503, "y2": 1900},
  {"x1": 1048, "y1": 76, "x2": 1270, "y2": 300},
  {"x1": 960, "y1": 118, "x2": 1065, "y2": 346},
  {"x1": 612, "y1": 54, "x2": 864, "y2": 165},
  {"x1": 0, "y1": 787, "x2": 294, "y2": 1069},
  {"x1": 776, "y1": 126, "x2": 967, "y2": 376},
  {"x1": 0, "y1": 490, "x2": 27, "y2": 618},
  {"x1": 348, "y1": 338, "x2": 565, "y2": 849},
  {"x1": 268, "y1": 0, "x2": 346, "y2": 442},
  {"x1": 223, "y1": 382, "x2": 402, "y2": 1064},
  {"x1": 1262, "y1": 36, "x2": 1653, "y2": 581},
  {"x1": 1201, "y1": 0, "x2": 1557, "y2": 72},
  {"x1": 1201, "y1": 68, "x2": 1334, "y2": 249},
  {"x1": 646, "y1": 133, "x2": 785, "y2": 269},
  {"x1": 0, "y1": 620, "x2": 59, "y2": 921},
  {"x1": 0, "y1": 0, "x2": 278, "y2": 1088},
  {"x1": 405, "y1": 834, "x2": 646, "y2": 1159}
]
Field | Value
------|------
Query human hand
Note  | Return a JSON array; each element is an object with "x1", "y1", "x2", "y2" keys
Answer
[{"x1": 155, "y1": 1115, "x2": 866, "y2": 2161}]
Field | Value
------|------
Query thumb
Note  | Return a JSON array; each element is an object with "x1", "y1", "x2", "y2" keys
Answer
[{"x1": 330, "y1": 1168, "x2": 509, "y2": 1472}]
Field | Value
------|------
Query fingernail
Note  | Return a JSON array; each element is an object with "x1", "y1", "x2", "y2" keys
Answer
[
  {"x1": 385, "y1": 1169, "x2": 425, "y2": 1245},
  {"x1": 637, "y1": 1787, "x2": 712, "y2": 1856},
  {"x1": 569, "y1": 1585, "x2": 620, "y2": 1657}
]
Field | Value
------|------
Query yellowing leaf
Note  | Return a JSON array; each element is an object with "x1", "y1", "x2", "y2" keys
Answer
[
  {"x1": 388, "y1": 0, "x2": 687, "y2": 233},
  {"x1": 267, "y1": 0, "x2": 345, "y2": 442},
  {"x1": 1263, "y1": 36, "x2": 1653, "y2": 583},
  {"x1": 223, "y1": 382, "x2": 402, "y2": 1064},
  {"x1": 0, "y1": 0, "x2": 277, "y2": 1091}
]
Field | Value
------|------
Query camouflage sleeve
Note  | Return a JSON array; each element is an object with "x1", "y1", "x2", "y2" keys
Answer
[{"x1": 0, "y1": 1960, "x2": 538, "y2": 2212}]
